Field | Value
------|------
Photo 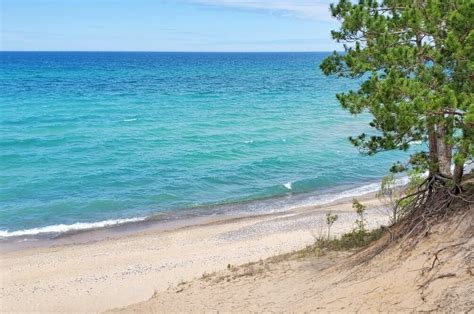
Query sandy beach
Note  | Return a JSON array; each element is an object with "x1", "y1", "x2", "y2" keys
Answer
[
  {"x1": 0, "y1": 194, "x2": 387, "y2": 313},
  {"x1": 114, "y1": 206, "x2": 473, "y2": 313}
]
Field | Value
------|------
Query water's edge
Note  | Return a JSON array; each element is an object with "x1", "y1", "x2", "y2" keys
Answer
[{"x1": 0, "y1": 176, "x2": 412, "y2": 252}]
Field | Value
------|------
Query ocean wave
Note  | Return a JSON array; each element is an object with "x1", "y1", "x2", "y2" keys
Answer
[
  {"x1": 283, "y1": 182, "x2": 292, "y2": 190},
  {"x1": 0, "y1": 217, "x2": 147, "y2": 238}
]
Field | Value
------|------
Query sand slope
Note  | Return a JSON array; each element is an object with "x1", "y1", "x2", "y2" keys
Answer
[{"x1": 114, "y1": 207, "x2": 473, "y2": 313}]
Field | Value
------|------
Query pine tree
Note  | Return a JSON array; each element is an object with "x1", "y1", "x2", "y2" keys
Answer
[{"x1": 320, "y1": 0, "x2": 473, "y2": 186}]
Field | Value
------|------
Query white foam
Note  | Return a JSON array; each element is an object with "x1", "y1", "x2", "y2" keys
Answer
[
  {"x1": 286, "y1": 175, "x2": 412, "y2": 211},
  {"x1": 123, "y1": 118, "x2": 137, "y2": 122},
  {"x1": 0, "y1": 216, "x2": 147, "y2": 238},
  {"x1": 284, "y1": 182, "x2": 292, "y2": 190},
  {"x1": 244, "y1": 140, "x2": 254, "y2": 144},
  {"x1": 311, "y1": 182, "x2": 381, "y2": 205}
]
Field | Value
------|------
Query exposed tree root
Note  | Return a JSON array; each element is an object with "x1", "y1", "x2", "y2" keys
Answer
[
  {"x1": 423, "y1": 241, "x2": 468, "y2": 273},
  {"x1": 347, "y1": 174, "x2": 473, "y2": 269},
  {"x1": 389, "y1": 174, "x2": 474, "y2": 246}
]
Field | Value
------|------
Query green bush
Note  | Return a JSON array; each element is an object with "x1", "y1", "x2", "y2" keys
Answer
[{"x1": 315, "y1": 228, "x2": 384, "y2": 251}]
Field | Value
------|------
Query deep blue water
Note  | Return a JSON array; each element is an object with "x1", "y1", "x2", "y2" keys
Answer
[{"x1": 0, "y1": 52, "x2": 408, "y2": 236}]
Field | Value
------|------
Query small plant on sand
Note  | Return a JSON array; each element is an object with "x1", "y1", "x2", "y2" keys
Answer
[
  {"x1": 201, "y1": 271, "x2": 215, "y2": 281},
  {"x1": 377, "y1": 173, "x2": 403, "y2": 224},
  {"x1": 377, "y1": 170, "x2": 426, "y2": 224},
  {"x1": 327, "y1": 199, "x2": 377, "y2": 249},
  {"x1": 314, "y1": 228, "x2": 383, "y2": 252},
  {"x1": 312, "y1": 201, "x2": 383, "y2": 252},
  {"x1": 337, "y1": 227, "x2": 383, "y2": 250},
  {"x1": 325, "y1": 212, "x2": 338, "y2": 240},
  {"x1": 352, "y1": 199, "x2": 366, "y2": 234}
]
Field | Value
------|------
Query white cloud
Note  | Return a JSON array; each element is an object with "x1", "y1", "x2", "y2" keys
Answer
[{"x1": 187, "y1": 0, "x2": 334, "y2": 21}]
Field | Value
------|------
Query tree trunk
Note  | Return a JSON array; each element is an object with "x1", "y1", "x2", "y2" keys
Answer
[
  {"x1": 436, "y1": 123, "x2": 452, "y2": 177},
  {"x1": 453, "y1": 163, "x2": 464, "y2": 185},
  {"x1": 428, "y1": 125, "x2": 439, "y2": 177},
  {"x1": 453, "y1": 142, "x2": 466, "y2": 185}
]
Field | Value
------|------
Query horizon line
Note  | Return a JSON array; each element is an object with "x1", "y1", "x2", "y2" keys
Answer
[{"x1": 0, "y1": 50, "x2": 339, "y2": 53}]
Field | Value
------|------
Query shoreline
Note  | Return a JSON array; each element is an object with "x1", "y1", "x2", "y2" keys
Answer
[
  {"x1": 0, "y1": 191, "x2": 388, "y2": 313},
  {"x1": 0, "y1": 189, "x2": 381, "y2": 253},
  {"x1": 0, "y1": 178, "x2": 391, "y2": 252}
]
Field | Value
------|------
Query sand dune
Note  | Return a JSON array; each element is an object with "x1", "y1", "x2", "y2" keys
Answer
[{"x1": 114, "y1": 207, "x2": 473, "y2": 313}]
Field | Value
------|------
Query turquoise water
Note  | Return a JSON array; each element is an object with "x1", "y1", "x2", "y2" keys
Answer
[{"x1": 0, "y1": 52, "x2": 408, "y2": 237}]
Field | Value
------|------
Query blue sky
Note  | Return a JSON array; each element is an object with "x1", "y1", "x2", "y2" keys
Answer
[{"x1": 1, "y1": 0, "x2": 341, "y2": 51}]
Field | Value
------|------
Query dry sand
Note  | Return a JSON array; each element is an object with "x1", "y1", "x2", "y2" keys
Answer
[
  {"x1": 0, "y1": 195, "x2": 387, "y2": 313},
  {"x1": 115, "y1": 206, "x2": 474, "y2": 313}
]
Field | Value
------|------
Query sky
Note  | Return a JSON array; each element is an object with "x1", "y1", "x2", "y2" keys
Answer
[{"x1": 1, "y1": 0, "x2": 342, "y2": 52}]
